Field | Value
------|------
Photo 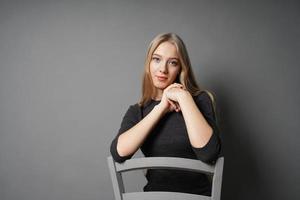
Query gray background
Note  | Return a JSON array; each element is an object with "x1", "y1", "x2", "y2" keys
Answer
[{"x1": 0, "y1": 0, "x2": 299, "y2": 200}]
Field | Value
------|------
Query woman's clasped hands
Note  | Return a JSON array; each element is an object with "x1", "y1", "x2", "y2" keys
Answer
[{"x1": 159, "y1": 83, "x2": 188, "y2": 113}]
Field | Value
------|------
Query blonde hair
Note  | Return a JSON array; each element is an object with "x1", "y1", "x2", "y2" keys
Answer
[{"x1": 138, "y1": 32, "x2": 202, "y2": 107}]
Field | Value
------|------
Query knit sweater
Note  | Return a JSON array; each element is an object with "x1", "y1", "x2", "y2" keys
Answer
[{"x1": 110, "y1": 91, "x2": 222, "y2": 196}]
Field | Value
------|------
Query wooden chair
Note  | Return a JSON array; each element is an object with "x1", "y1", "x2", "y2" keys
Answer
[{"x1": 107, "y1": 156, "x2": 224, "y2": 200}]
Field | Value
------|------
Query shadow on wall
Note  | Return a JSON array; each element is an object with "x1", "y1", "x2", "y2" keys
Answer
[{"x1": 203, "y1": 71, "x2": 270, "y2": 200}]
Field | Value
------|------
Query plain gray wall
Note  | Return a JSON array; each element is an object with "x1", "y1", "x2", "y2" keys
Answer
[{"x1": 0, "y1": 0, "x2": 299, "y2": 200}]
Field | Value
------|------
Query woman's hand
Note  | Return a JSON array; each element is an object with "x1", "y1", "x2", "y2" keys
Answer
[
  {"x1": 158, "y1": 83, "x2": 187, "y2": 114},
  {"x1": 165, "y1": 83, "x2": 187, "y2": 103}
]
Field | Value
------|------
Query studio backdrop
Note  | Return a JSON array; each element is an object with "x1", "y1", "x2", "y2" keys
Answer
[{"x1": 0, "y1": 1, "x2": 299, "y2": 200}]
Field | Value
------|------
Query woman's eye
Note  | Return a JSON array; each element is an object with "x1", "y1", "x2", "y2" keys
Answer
[
  {"x1": 152, "y1": 57, "x2": 160, "y2": 62},
  {"x1": 170, "y1": 61, "x2": 178, "y2": 66}
]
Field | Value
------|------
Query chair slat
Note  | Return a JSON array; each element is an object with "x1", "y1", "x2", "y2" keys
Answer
[
  {"x1": 123, "y1": 191, "x2": 211, "y2": 200},
  {"x1": 115, "y1": 157, "x2": 214, "y2": 175}
]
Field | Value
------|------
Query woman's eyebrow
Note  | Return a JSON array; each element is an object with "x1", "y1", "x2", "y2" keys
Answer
[{"x1": 153, "y1": 53, "x2": 178, "y2": 60}]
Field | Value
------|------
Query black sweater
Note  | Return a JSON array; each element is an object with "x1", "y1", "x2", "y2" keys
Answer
[{"x1": 110, "y1": 91, "x2": 222, "y2": 196}]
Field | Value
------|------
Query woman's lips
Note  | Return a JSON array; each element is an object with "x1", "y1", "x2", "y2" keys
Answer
[{"x1": 156, "y1": 76, "x2": 168, "y2": 81}]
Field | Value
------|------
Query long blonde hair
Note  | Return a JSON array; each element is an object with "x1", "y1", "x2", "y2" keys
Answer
[
  {"x1": 138, "y1": 32, "x2": 202, "y2": 107},
  {"x1": 137, "y1": 35, "x2": 218, "y2": 176}
]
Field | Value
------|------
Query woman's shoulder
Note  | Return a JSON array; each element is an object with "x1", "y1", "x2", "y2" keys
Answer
[
  {"x1": 193, "y1": 90, "x2": 214, "y2": 105},
  {"x1": 126, "y1": 102, "x2": 141, "y2": 113},
  {"x1": 193, "y1": 90, "x2": 216, "y2": 118},
  {"x1": 125, "y1": 102, "x2": 143, "y2": 121}
]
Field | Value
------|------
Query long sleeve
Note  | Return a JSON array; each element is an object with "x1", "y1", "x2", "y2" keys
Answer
[
  {"x1": 110, "y1": 103, "x2": 141, "y2": 163},
  {"x1": 191, "y1": 92, "x2": 222, "y2": 164}
]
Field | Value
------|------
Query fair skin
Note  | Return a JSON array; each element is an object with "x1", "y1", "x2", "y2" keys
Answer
[
  {"x1": 149, "y1": 41, "x2": 182, "y2": 112},
  {"x1": 116, "y1": 41, "x2": 213, "y2": 158}
]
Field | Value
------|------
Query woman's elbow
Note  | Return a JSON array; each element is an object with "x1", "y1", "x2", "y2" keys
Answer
[
  {"x1": 197, "y1": 150, "x2": 220, "y2": 164},
  {"x1": 110, "y1": 139, "x2": 133, "y2": 163},
  {"x1": 193, "y1": 140, "x2": 222, "y2": 164}
]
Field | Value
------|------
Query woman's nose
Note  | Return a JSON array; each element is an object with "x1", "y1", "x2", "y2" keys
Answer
[{"x1": 159, "y1": 61, "x2": 168, "y2": 73}]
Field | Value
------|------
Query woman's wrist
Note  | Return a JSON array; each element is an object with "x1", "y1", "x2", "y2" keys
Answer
[
  {"x1": 177, "y1": 90, "x2": 192, "y2": 105},
  {"x1": 154, "y1": 104, "x2": 168, "y2": 116}
]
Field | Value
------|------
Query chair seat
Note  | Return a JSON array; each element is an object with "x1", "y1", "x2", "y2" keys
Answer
[{"x1": 123, "y1": 191, "x2": 211, "y2": 200}]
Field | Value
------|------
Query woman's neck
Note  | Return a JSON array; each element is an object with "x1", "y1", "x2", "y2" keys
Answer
[{"x1": 153, "y1": 89, "x2": 163, "y2": 100}]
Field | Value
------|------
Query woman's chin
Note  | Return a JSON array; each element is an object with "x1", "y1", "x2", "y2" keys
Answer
[
  {"x1": 154, "y1": 82, "x2": 169, "y2": 89},
  {"x1": 155, "y1": 86, "x2": 168, "y2": 91}
]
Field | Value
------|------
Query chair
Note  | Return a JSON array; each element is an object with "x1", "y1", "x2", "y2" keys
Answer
[{"x1": 107, "y1": 156, "x2": 224, "y2": 200}]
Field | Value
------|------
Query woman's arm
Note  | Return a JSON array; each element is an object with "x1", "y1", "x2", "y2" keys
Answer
[
  {"x1": 111, "y1": 104, "x2": 166, "y2": 163},
  {"x1": 177, "y1": 91, "x2": 221, "y2": 163},
  {"x1": 178, "y1": 91, "x2": 213, "y2": 148}
]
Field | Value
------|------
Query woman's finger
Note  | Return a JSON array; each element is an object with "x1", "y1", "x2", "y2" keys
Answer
[
  {"x1": 169, "y1": 99, "x2": 181, "y2": 111},
  {"x1": 168, "y1": 99, "x2": 177, "y2": 110},
  {"x1": 169, "y1": 100, "x2": 176, "y2": 109},
  {"x1": 167, "y1": 84, "x2": 180, "y2": 91},
  {"x1": 172, "y1": 83, "x2": 184, "y2": 90},
  {"x1": 174, "y1": 102, "x2": 181, "y2": 112},
  {"x1": 168, "y1": 84, "x2": 182, "y2": 93},
  {"x1": 172, "y1": 83, "x2": 183, "y2": 87}
]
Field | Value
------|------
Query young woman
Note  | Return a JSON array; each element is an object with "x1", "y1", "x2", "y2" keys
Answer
[{"x1": 110, "y1": 32, "x2": 222, "y2": 196}]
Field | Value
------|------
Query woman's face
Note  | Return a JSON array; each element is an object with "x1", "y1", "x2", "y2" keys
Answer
[{"x1": 149, "y1": 41, "x2": 181, "y2": 92}]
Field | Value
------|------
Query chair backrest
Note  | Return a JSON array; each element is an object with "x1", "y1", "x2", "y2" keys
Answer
[{"x1": 107, "y1": 156, "x2": 224, "y2": 200}]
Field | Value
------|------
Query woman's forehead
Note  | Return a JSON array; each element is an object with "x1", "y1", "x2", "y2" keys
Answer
[{"x1": 153, "y1": 42, "x2": 178, "y2": 58}]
